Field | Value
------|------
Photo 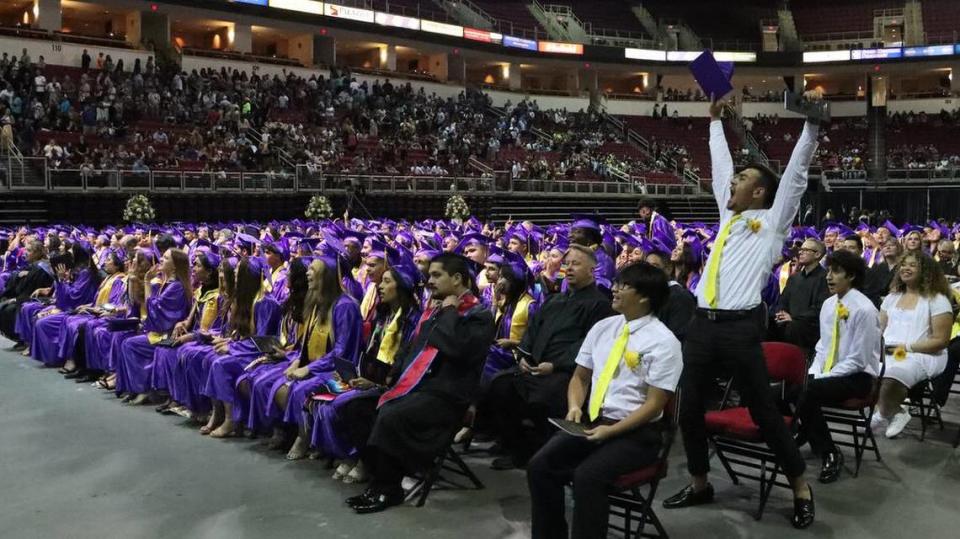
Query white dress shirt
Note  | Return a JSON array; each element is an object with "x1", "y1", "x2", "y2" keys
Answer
[
  {"x1": 575, "y1": 314, "x2": 682, "y2": 421},
  {"x1": 695, "y1": 119, "x2": 819, "y2": 310},
  {"x1": 809, "y1": 288, "x2": 881, "y2": 379}
]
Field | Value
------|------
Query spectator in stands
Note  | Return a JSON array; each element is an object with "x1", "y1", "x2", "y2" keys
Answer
[{"x1": 81, "y1": 50, "x2": 91, "y2": 72}]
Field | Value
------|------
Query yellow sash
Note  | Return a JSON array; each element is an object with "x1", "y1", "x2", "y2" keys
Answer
[
  {"x1": 94, "y1": 272, "x2": 123, "y2": 307},
  {"x1": 360, "y1": 282, "x2": 378, "y2": 320},
  {"x1": 375, "y1": 309, "x2": 404, "y2": 365},
  {"x1": 305, "y1": 306, "x2": 333, "y2": 362},
  {"x1": 507, "y1": 293, "x2": 535, "y2": 342},
  {"x1": 197, "y1": 288, "x2": 220, "y2": 331},
  {"x1": 778, "y1": 263, "x2": 792, "y2": 294}
]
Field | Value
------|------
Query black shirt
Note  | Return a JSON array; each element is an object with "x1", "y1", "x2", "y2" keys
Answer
[
  {"x1": 519, "y1": 282, "x2": 615, "y2": 373},
  {"x1": 660, "y1": 283, "x2": 696, "y2": 340},
  {"x1": 776, "y1": 264, "x2": 829, "y2": 349}
]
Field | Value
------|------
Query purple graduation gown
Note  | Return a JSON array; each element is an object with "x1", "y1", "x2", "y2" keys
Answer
[
  {"x1": 308, "y1": 307, "x2": 421, "y2": 458},
  {"x1": 197, "y1": 296, "x2": 282, "y2": 420},
  {"x1": 85, "y1": 281, "x2": 145, "y2": 373},
  {"x1": 31, "y1": 269, "x2": 103, "y2": 366},
  {"x1": 55, "y1": 273, "x2": 127, "y2": 365},
  {"x1": 483, "y1": 294, "x2": 539, "y2": 383},
  {"x1": 151, "y1": 289, "x2": 226, "y2": 395},
  {"x1": 115, "y1": 281, "x2": 192, "y2": 395},
  {"x1": 248, "y1": 296, "x2": 361, "y2": 432}
]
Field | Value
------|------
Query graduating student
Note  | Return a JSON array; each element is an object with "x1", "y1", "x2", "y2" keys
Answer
[
  {"x1": 873, "y1": 252, "x2": 953, "y2": 438},
  {"x1": 486, "y1": 245, "x2": 615, "y2": 470},
  {"x1": 527, "y1": 262, "x2": 682, "y2": 539},
  {"x1": 115, "y1": 249, "x2": 193, "y2": 405},
  {"x1": 262, "y1": 240, "x2": 290, "y2": 304},
  {"x1": 797, "y1": 250, "x2": 881, "y2": 483},
  {"x1": 310, "y1": 260, "x2": 423, "y2": 484},
  {"x1": 663, "y1": 94, "x2": 820, "y2": 529},
  {"x1": 346, "y1": 253, "x2": 495, "y2": 514}
]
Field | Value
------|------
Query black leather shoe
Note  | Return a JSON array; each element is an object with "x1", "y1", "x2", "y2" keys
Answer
[
  {"x1": 818, "y1": 451, "x2": 843, "y2": 484},
  {"x1": 11, "y1": 342, "x2": 26, "y2": 351},
  {"x1": 64, "y1": 369, "x2": 86, "y2": 380},
  {"x1": 352, "y1": 489, "x2": 405, "y2": 514},
  {"x1": 791, "y1": 486, "x2": 815, "y2": 529},
  {"x1": 345, "y1": 488, "x2": 377, "y2": 509},
  {"x1": 490, "y1": 456, "x2": 516, "y2": 471},
  {"x1": 662, "y1": 483, "x2": 715, "y2": 509}
]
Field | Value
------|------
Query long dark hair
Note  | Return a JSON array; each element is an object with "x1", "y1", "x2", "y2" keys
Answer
[
  {"x1": 497, "y1": 263, "x2": 527, "y2": 309},
  {"x1": 283, "y1": 258, "x2": 309, "y2": 324},
  {"x1": 195, "y1": 253, "x2": 219, "y2": 293},
  {"x1": 72, "y1": 243, "x2": 98, "y2": 275},
  {"x1": 889, "y1": 252, "x2": 952, "y2": 299},
  {"x1": 376, "y1": 267, "x2": 419, "y2": 326},
  {"x1": 229, "y1": 258, "x2": 263, "y2": 338},
  {"x1": 219, "y1": 259, "x2": 236, "y2": 303},
  {"x1": 168, "y1": 249, "x2": 193, "y2": 304},
  {"x1": 305, "y1": 259, "x2": 343, "y2": 324}
]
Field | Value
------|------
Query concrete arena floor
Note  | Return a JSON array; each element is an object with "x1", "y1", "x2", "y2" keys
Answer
[{"x1": 2, "y1": 336, "x2": 960, "y2": 538}]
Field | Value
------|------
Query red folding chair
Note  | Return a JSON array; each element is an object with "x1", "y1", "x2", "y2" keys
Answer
[
  {"x1": 705, "y1": 342, "x2": 807, "y2": 521},
  {"x1": 821, "y1": 352, "x2": 885, "y2": 477},
  {"x1": 606, "y1": 394, "x2": 678, "y2": 539}
]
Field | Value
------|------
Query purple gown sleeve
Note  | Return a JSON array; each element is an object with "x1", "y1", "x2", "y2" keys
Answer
[
  {"x1": 254, "y1": 296, "x2": 282, "y2": 336},
  {"x1": 307, "y1": 297, "x2": 362, "y2": 375},
  {"x1": 55, "y1": 269, "x2": 100, "y2": 310},
  {"x1": 108, "y1": 276, "x2": 127, "y2": 305},
  {"x1": 143, "y1": 281, "x2": 191, "y2": 333}
]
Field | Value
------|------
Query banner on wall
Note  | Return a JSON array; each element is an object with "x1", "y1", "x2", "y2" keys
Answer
[
  {"x1": 538, "y1": 41, "x2": 583, "y2": 55},
  {"x1": 503, "y1": 35, "x2": 537, "y2": 51},
  {"x1": 803, "y1": 50, "x2": 851, "y2": 63},
  {"x1": 464, "y1": 27, "x2": 503, "y2": 44},
  {"x1": 625, "y1": 48, "x2": 666, "y2": 61},
  {"x1": 375, "y1": 12, "x2": 420, "y2": 30},
  {"x1": 324, "y1": 3, "x2": 375, "y2": 23},
  {"x1": 420, "y1": 19, "x2": 463, "y2": 37},
  {"x1": 234, "y1": 0, "x2": 269, "y2": 5},
  {"x1": 268, "y1": 0, "x2": 323, "y2": 14}
]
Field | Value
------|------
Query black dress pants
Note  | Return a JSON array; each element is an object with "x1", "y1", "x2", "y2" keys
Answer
[
  {"x1": 679, "y1": 313, "x2": 807, "y2": 478},
  {"x1": 527, "y1": 424, "x2": 662, "y2": 539},
  {"x1": 796, "y1": 372, "x2": 874, "y2": 456},
  {"x1": 486, "y1": 367, "x2": 571, "y2": 465},
  {"x1": 0, "y1": 300, "x2": 21, "y2": 341}
]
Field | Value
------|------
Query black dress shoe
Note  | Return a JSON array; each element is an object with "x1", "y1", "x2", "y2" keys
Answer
[
  {"x1": 662, "y1": 483, "x2": 715, "y2": 509},
  {"x1": 64, "y1": 370, "x2": 86, "y2": 380},
  {"x1": 818, "y1": 451, "x2": 843, "y2": 484},
  {"x1": 346, "y1": 488, "x2": 377, "y2": 509},
  {"x1": 490, "y1": 456, "x2": 516, "y2": 471},
  {"x1": 791, "y1": 487, "x2": 815, "y2": 529},
  {"x1": 352, "y1": 489, "x2": 405, "y2": 514},
  {"x1": 11, "y1": 342, "x2": 26, "y2": 351}
]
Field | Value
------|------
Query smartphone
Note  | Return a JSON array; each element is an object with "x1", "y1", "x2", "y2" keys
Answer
[{"x1": 784, "y1": 91, "x2": 830, "y2": 122}]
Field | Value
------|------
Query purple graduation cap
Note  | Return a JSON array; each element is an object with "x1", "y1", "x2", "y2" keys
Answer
[
  {"x1": 454, "y1": 232, "x2": 492, "y2": 255},
  {"x1": 689, "y1": 50, "x2": 734, "y2": 100},
  {"x1": 262, "y1": 239, "x2": 289, "y2": 261},
  {"x1": 501, "y1": 249, "x2": 534, "y2": 287}
]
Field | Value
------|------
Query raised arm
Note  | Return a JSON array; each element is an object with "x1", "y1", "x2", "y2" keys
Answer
[
  {"x1": 709, "y1": 100, "x2": 733, "y2": 214},
  {"x1": 769, "y1": 92, "x2": 824, "y2": 231}
]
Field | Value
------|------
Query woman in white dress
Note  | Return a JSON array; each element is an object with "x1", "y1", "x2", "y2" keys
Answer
[{"x1": 874, "y1": 252, "x2": 954, "y2": 438}]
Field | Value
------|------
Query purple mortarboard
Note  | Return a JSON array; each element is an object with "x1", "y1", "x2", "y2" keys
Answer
[
  {"x1": 486, "y1": 245, "x2": 506, "y2": 265},
  {"x1": 366, "y1": 239, "x2": 388, "y2": 260},
  {"x1": 900, "y1": 224, "x2": 924, "y2": 238},
  {"x1": 242, "y1": 224, "x2": 260, "y2": 237},
  {"x1": 882, "y1": 220, "x2": 900, "y2": 237},
  {"x1": 262, "y1": 239, "x2": 289, "y2": 261},
  {"x1": 199, "y1": 247, "x2": 221, "y2": 269},
  {"x1": 298, "y1": 238, "x2": 323, "y2": 255},
  {"x1": 391, "y1": 259, "x2": 422, "y2": 292},
  {"x1": 501, "y1": 250, "x2": 534, "y2": 286},
  {"x1": 689, "y1": 50, "x2": 734, "y2": 100},
  {"x1": 928, "y1": 220, "x2": 949, "y2": 237},
  {"x1": 651, "y1": 224, "x2": 677, "y2": 254},
  {"x1": 570, "y1": 214, "x2": 602, "y2": 231},
  {"x1": 243, "y1": 256, "x2": 265, "y2": 279},
  {"x1": 414, "y1": 247, "x2": 440, "y2": 261},
  {"x1": 455, "y1": 233, "x2": 491, "y2": 255},
  {"x1": 236, "y1": 233, "x2": 260, "y2": 253}
]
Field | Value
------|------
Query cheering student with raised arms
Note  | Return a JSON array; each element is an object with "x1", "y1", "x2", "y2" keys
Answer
[{"x1": 662, "y1": 90, "x2": 822, "y2": 529}]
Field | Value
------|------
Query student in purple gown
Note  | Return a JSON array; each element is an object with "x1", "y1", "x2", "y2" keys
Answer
[
  {"x1": 309, "y1": 261, "x2": 423, "y2": 484},
  {"x1": 14, "y1": 249, "x2": 72, "y2": 356},
  {"x1": 236, "y1": 258, "x2": 310, "y2": 435},
  {"x1": 200, "y1": 257, "x2": 281, "y2": 437},
  {"x1": 456, "y1": 250, "x2": 539, "y2": 444},
  {"x1": 152, "y1": 249, "x2": 226, "y2": 415},
  {"x1": 30, "y1": 242, "x2": 103, "y2": 368},
  {"x1": 247, "y1": 256, "x2": 362, "y2": 460},
  {"x1": 263, "y1": 240, "x2": 289, "y2": 304},
  {"x1": 115, "y1": 249, "x2": 193, "y2": 405},
  {"x1": 88, "y1": 248, "x2": 154, "y2": 391},
  {"x1": 54, "y1": 249, "x2": 127, "y2": 378},
  {"x1": 165, "y1": 257, "x2": 236, "y2": 418},
  {"x1": 0, "y1": 239, "x2": 54, "y2": 347}
]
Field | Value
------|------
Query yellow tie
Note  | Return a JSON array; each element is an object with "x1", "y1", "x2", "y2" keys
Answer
[
  {"x1": 589, "y1": 324, "x2": 631, "y2": 421},
  {"x1": 823, "y1": 301, "x2": 842, "y2": 374},
  {"x1": 703, "y1": 215, "x2": 742, "y2": 308}
]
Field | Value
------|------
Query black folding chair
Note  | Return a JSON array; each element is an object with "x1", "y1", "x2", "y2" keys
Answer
[
  {"x1": 821, "y1": 358, "x2": 885, "y2": 477},
  {"x1": 404, "y1": 441, "x2": 485, "y2": 507}
]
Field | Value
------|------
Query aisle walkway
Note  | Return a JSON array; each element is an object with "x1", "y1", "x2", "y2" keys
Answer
[{"x1": 2, "y1": 337, "x2": 960, "y2": 538}]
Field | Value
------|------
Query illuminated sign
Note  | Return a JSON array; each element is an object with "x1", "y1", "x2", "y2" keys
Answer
[
  {"x1": 234, "y1": 0, "x2": 269, "y2": 5},
  {"x1": 624, "y1": 48, "x2": 666, "y2": 61},
  {"x1": 538, "y1": 41, "x2": 583, "y2": 55},
  {"x1": 714, "y1": 51, "x2": 756, "y2": 62},
  {"x1": 851, "y1": 48, "x2": 902, "y2": 60},
  {"x1": 803, "y1": 50, "x2": 851, "y2": 63},
  {"x1": 375, "y1": 12, "x2": 420, "y2": 30},
  {"x1": 503, "y1": 35, "x2": 537, "y2": 51},
  {"x1": 666, "y1": 51, "x2": 700, "y2": 62},
  {"x1": 463, "y1": 27, "x2": 502, "y2": 44},
  {"x1": 268, "y1": 0, "x2": 322, "y2": 14},
  {"x1": 420, "y1": 19, "x2": 463, "y2": 37},
  {"x1": 903, "y1": 45, "x2": 954, "y2": 57},
  {"x1": 324, "y1": 3, "x2": 374, "y2": 23}
]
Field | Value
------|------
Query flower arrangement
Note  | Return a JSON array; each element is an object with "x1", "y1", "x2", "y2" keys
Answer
[
  {"x1": 445, "y1": 194, "x2": 471, "y2": 221},
  {"x1": 122, "y1": 194, "x2": 156, "y2": 222},
  {"x1": 304, "y1": 194, "x2": 334, "y2": 220}
]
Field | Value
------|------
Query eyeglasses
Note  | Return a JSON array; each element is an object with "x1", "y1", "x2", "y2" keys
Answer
[{"x1": 797, "y1": 248, "x2": 819, "y2": 254}]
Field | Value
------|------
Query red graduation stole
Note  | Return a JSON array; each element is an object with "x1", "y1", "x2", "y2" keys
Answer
[{"x1": 378, "y1": 293, "x2": 480, "y2": 408}]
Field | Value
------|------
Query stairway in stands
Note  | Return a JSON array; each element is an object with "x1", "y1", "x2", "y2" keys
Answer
[
  {"x1": 488, "y1": 196, "x2": 638, "y2": 225},
  {"x1": 661, "y1": 197, "x2": 720, "y2": 223}
]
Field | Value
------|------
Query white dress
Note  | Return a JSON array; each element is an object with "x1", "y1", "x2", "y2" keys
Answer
[{"x1": 880, "y1": 292, "x2": 951, "y2": 387}]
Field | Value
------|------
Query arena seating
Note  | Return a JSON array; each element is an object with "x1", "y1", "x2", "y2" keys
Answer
[
  {"x1": 471, "y1": 0, "x2": 546, "y2": 37},
  {"x1": 553, "y1": 0, "x2": 649, "y2": 37},
  {"x1": 921, "y1": 0, "x2": 960, "y2": 42},
  {"x1": 790, "y1": 0, "x2": 900, "y2": 40}
]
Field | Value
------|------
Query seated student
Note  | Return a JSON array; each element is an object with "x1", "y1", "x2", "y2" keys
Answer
[
  {"x1": 0, "y1": 240, "x2": 53, "y2": 346},
  {"x1": 163, "y1": 256, "x2": 236, "y2": 418},
  {"x1": 54, "y1": 249, "x2": 128, "y2": 379},
  {"x1": 245, "y1": 256, "x2": 361, "y2": 459},
  {"x1": 310, "y1": 260, "x2": 423, "y2": 484},
  {"x1": 526, "y1": 262, "x2": 682, "y2": 539},
  {"x1": 115, "y1": 248, "x2": 193, "y2": 405},
  {"x1": 873, "y1": 252, "x2": 953, "y2": 438},
  {"x1": 262, "y1": 240, "x2": 289, "y2": 304},
  {"x1": 456, "y1": 250, "x2": 539, "y2": 445},
  {"x1": 29, "y1": 242, "x2": 102, "y2": 367},
  {"x1": 345, "y1": 253, "x2": 495, "y2": 514},
  {"x1": 86, "y1": 248, "x2": 156, "y2": 391},
  {"x1": 486, "y1": 245, "x2": 615, "y2": 470},
  {"x1": 797, "y1": 250, "x2": 881, "y2": 483},
  {"x1": 197, "y1": 257, "x2": 282, "y2": 437},
  {"x1": 151, "y1": 248, "x2": 226, "y2": 415},
  {"x1": 864, "y1": 237, "x2": 902, "y2": 308},
  {"x1": 644, "y1": 249, "x2": 696, "y2": 340}
]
